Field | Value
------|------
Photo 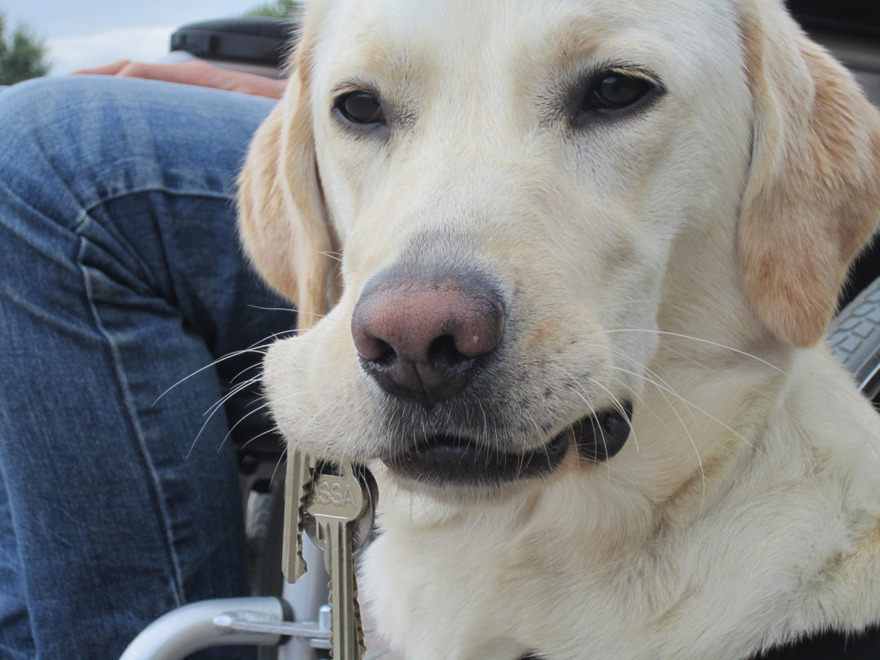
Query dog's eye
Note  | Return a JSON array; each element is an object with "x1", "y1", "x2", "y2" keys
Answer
[
  {"x1": 590, "y1": 73, "x2": 652, "y2": 110},
  {"x1": 335, "y1": 91, "x2": 386, "y2": 126},
  {"x1": 572, "y1": 69, "x2": 663, "y2": 126}
]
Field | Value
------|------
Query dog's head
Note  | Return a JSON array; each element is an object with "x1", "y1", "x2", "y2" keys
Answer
[{"x1": 238, "y1": 0, "x2": 880, "y2": 496}]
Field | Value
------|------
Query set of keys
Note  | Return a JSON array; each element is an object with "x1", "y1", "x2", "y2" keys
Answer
[{"x1": 283, "y1": 446, "x2": 378, "y2": 659}]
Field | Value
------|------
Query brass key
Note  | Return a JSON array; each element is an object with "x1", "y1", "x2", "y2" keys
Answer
[
  {"x1": 282, "y1": 445, "x2": 316, "y2": 583},
  {"x1": 304, "y1": 463, "x2": 376, "y2": 659}
]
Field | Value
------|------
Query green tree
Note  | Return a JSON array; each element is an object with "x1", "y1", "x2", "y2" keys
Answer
[
  {"x1": 0, "y1": 13, "x2": 49, "y2": 85},
  {"x1": 245, "y1": 0, "x2": 300, "y2": 18}
]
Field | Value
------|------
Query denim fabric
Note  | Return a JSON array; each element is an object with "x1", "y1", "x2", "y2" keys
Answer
[{"x1": 0, "y1": 76, "x2": 296, "y2": 659}]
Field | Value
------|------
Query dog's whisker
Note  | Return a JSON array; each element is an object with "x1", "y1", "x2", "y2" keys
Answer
[
  {"x1": 184, "y1": 377, "x2": 262, "y2": 459},
  {"x1": 294, "y1": 309, "x2": 332, "y2": 326},
  {"x1": 614, "y1": 361, "x2": 756, "y2": 452},
  {"x1": 560, "y1": 345, "x2": 709, "y2": 497},
  {"x1": 217, "y1": 400, "x2": 275, "y2": 454},
  {"x1": 598, "y1": 299, "x2": 655, "y2": 310},
  {"x1": 580, "y1": 339, "x2": 707, "y2": 434},
  {"x1": 605, "y1": 375, "x2": 672, "y2": 453},
  {"x1": 604, "y1": 327, "x2": 788, "y2": 375},
  {"x1": 266, "y1": 444, "x2": 289, "y2": 492},
  {"x1": 319, "y1": 250, "x2": 343, "y2": 264},
  {"x1": 590, "y1": 377, "x2": 642, "y2": 454},
  {"x1": 604, "y1": 341, "x2": 703, "y2": 430},
  {"x1": 246, "y1": 303, "x2": 298, "y2": 315},
  {"x1": 608, "y1": 375, "x2": 659, "y2": 454},
  {"x1": 559, "y1": 369, "x2": 622, "y2": 477},
  {"x1": 202, "y1": 376, "x2": 262, "y2": 420},
  {"x1": 238, "y1": 423, "x2": 284, "y2": 452},
  {"x1": 153, "y1": 346, "x2": 268, "y2": 406},
  {"x1": 228, "y1": 361, "x2": 266, "y2": 385},
  {"x1": 153, "y1": 333, "x2": 281, "y2": 406}
]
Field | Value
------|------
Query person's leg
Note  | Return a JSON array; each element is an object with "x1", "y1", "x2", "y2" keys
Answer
[
  {"x1": 0, "y1": 476, "x2": 32, "y2": 659},
  {"x1": 0, "y1": 75, "x2": 295, "y2": 659}
]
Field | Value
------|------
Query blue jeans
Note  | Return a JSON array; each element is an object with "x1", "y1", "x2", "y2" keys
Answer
[{"x1": 0, "y1": 76, "x2": 294, "y2": 659}]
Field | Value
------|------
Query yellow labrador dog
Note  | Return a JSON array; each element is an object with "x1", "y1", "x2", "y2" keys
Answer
[{"x1": 238, "y1": 0, "x2": 880, "y2": 657}]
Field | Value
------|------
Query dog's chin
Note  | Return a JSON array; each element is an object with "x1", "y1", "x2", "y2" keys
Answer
[{"x1": 382, "y1": 403, "x2": 633, "y2": 493}]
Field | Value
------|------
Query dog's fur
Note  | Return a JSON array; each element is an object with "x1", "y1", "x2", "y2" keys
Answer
[{"x1": 237, "y1": 0, "x2": 880, "y2": 657}]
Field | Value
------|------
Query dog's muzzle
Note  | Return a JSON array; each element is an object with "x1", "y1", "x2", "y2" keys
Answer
[
  {"x1": 384, "y1": 404, "x2": 633, "y2": 488},
  {"x1": 352, "y1": 265, "x2": 633, "y2": 488}
]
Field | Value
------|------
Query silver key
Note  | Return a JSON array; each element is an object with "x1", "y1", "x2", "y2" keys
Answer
[
  {"x1": 304, "y1": 463, "x2": 376, "y2": 659},
  {"x1": 282, "y1": 445, "x2": 316, "y2": 583}
]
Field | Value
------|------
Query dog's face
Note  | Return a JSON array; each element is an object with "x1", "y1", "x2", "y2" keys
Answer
[{"x1": 239, "y1": 0, "x2": 880, "y2": 498}]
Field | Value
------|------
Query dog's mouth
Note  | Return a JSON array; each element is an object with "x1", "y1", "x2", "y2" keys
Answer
[{"x1": 384, "y1": 402, "x2": 633, "y2": 488}]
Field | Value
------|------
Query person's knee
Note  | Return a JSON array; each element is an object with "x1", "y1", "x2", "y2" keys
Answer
[
  {"x1": 0, "y1": 76, "x2": 176, "y2": 237},
  {"x1": 0, "y1": 76, "x2": 121, "y2": 196},
  {"x1": 0, "y1": 76, "x2": 109, "y2": 153}
]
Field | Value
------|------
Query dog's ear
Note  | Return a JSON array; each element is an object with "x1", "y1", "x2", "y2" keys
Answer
[
  {"x1": 737, "y1": 1, "x2": 880, "y2": 347},
  {"x1": 237, "y1": 41, "x2": 338, "y2": 331}
]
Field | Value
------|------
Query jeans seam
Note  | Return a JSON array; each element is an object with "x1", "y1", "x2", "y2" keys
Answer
[
  {"x1": 74, "y1": 232, "x2": 187, "y2": 608},
  {"x1": 73, "y1": 185, "x2": 238, "y2": 319},
  {"x1": 74, "y1": 186, "x2": 236, "y2": 233},
  {"x1": 0, "y1": 460, "x2": 36, "y2": 656}
]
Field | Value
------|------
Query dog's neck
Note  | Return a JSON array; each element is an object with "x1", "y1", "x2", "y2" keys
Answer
[{"x1": 365, "y1": 308, "x2": 880, "y2": 658}]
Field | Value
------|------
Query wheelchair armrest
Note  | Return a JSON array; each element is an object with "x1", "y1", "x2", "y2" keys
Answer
[{"x1": 170, "y1": 18, "x2": 296, "y2": 71}]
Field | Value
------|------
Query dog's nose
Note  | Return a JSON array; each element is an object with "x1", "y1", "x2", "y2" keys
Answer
[{"x1": 351, "y1": 272, "x2": 505, "y2": 407}]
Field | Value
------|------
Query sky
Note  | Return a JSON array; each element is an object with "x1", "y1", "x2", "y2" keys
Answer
[{"x1": 3, "y1": 1, "x2": 270, "y2": 75}]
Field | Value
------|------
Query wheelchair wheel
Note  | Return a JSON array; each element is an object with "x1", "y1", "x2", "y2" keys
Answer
[{"x1": 829, "y1": 275, "x2": 880, "y2": 400}]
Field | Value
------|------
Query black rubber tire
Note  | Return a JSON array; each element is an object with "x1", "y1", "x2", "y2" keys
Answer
[
  {"x1": 829, "y1": 275, "x2": 880, "y2": 399},
  {"x1": 247, "y1": 479, "x2": 286, "y2": 599}
]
